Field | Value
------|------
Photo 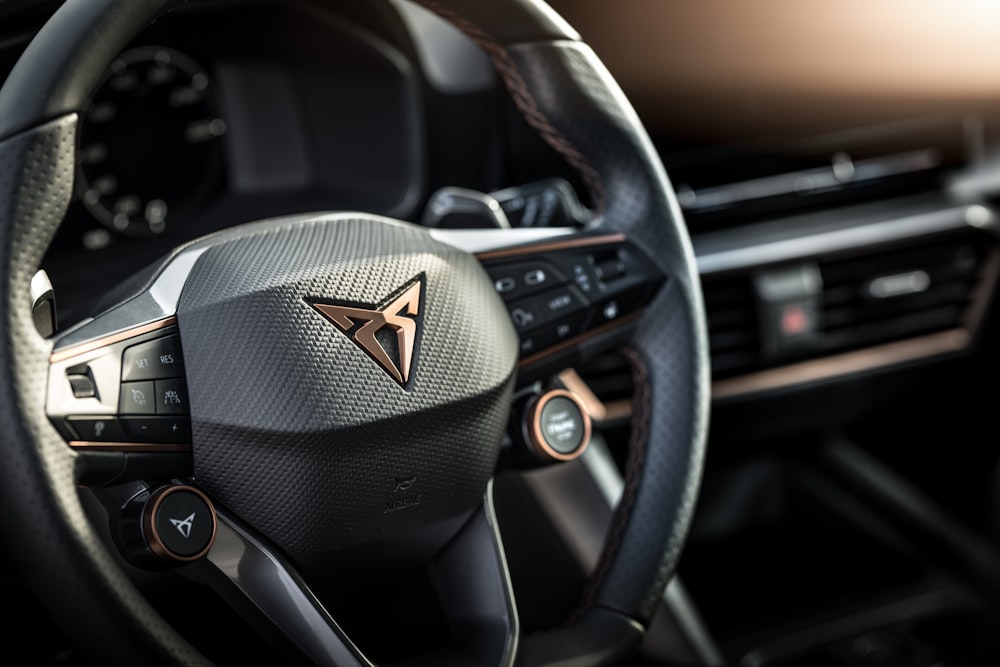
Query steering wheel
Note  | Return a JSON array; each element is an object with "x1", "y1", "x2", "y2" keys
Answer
[{"x1": 0, "y1": 0, "x2": 709, "y2": 665}]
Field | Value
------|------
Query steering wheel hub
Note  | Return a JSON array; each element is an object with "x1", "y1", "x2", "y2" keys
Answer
[{"x1": 177, "y1": 215, "x2": 518, "y2": 573}]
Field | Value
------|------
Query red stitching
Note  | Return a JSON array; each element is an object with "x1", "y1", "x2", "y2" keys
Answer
[{"x1": 412, "y1": 0, "x2": 607, "y2": 214}]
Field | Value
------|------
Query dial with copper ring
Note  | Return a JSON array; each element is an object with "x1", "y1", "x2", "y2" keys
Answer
[
  {"x1": 525, "y1": 388, "x2": 592, "y2": 462},
  {"x1": 143, "y1": 484, "x2": 217, "y2": 562}
]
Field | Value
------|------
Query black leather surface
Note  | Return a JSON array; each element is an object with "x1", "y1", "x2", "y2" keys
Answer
[
  {"x1": 500, "y1": 41, "x2": 711, "y2": 625},
  {"x1": 0, "y1": 118, "x2": 213, "y2": 665}
]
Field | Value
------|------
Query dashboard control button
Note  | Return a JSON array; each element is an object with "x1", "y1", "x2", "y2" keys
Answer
[
  {"x1": 119, "y1": 381, "x2": 155, "y2": 415},
  {"x1": 66, "y1": 416, "x2": 124, "y2": 442},
  {"x1": 121, "y1": 416, "x2": 191, "y2": 443},
  {"x1": 154, "y1": 378, "x2": 188, "y2": 415},
  {"x1": 122, "y1": 334, "x2": 185, "y2": 381}
]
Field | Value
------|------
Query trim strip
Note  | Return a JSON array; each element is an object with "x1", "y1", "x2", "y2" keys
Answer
[
  {"x1": 712, "y1": 329, "x2": 970, "y2": 400},
  {"x1": 519, "y1": 310, "x2": 642, "y2": 369},
  {"x1": 69, "y1": 441, "x2": 192, "y2": 453},
  {"x1": 50, "y1": 316, "x2": 177, "y2": 363},
  {"x1": 475, "y1": 233, "x2": 626, "y2": 261},
  {"x1": 558, "y1": 369, "x2": 632, "y2": 422}
]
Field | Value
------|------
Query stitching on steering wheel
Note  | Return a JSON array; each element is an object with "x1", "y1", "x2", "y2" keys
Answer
[
  {"x1": 412, "y1": 0, "x2": 607, "y2": 214},
  {"x1": 566, "y1": 345, "x2": 650, "y2": 625}
]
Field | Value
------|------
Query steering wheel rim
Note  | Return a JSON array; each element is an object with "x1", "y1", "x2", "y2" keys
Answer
[{"x1": 0, "y1": 1, "x2": 710, "y2": 665}]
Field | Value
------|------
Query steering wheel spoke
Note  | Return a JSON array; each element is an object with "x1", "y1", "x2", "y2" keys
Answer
[
  {"x1": 433, "y1": 226, "x2": 665, "y2": 384},
  {"x1": 195, "y1": 482, "x2": 517, "y2": 667}
]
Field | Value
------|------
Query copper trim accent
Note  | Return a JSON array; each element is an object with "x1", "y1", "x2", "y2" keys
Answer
[
  {"x1": 50, "y1": 316, "x2": 178, "y2": 364},
  {"x1": 712, "y1": 329, "x2": 971, "y2": 400},
  {"x1": 712, "y1": 244, "x2": 1000, "y2": 400},
  {"x1": 143, "y1": 485, "x2": 217, "y2": 563},
  {"x1": 962, "y1": 247, "x2": 1000, "y2": 331},
  {"x1": 557, "y1": 368, "x2": 632, "y2": 422},
  {"x1": 519, "y1": 310, "x2": 643, "y2": 369},
  {"x1": 310, "y1": 279, "x2": 423, "y2": 386},
  {"x1": 526, "y1": 389, "x2": 592, "y2": 462},
  {"x1": 68, "y1": 441, "x2": 192, "y2": 453},
  {"x1": 474, "y1": 233, "x2": 627, "y2": 262}
]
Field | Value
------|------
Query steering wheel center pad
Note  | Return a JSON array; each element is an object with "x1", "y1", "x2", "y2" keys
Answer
[{"x1": 176, "y1": 214, "x2": 518, "y2": 575}]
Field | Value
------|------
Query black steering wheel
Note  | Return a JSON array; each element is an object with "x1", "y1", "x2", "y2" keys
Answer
[{"x1": 0, "y1": 1, "x2": 709, "y2": 665}]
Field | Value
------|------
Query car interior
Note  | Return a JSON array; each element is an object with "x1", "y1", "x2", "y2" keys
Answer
[{"x1": 2, "y1": 1, "x2": 1000, "y2": 666}]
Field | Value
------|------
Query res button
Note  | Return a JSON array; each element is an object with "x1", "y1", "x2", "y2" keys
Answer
[{"x1": 122, "y1": 334, "x2": 185, "y2": 381}]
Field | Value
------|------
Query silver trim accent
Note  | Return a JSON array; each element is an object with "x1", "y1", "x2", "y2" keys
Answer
[
  {"x1": 430, "y1": 225, "x2": 576, "y2": 255},
  {"x1": 694, "y1": 203, "x2": 997, "y2": 276},
  {"x1": 204, "y1": 490, "x2": 518, "y2": 667},
  {"x1": 53, "y1": 246, "x2": 207, "y2": 353},
  {"x1": 207, "y1": 513, "x2": 370, "y2": 667},
  {"x1": 422, "y1": 186, "x2": 511, "y2": 229}
]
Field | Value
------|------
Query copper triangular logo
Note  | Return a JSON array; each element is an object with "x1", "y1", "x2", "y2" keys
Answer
[{"x1": 309, "y1": 277, "x2": 424, "y2": 387}]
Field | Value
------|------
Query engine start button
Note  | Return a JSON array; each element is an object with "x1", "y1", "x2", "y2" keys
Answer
[{"x1": 526, "y1": 389, "x2": 591, "y2": 462}]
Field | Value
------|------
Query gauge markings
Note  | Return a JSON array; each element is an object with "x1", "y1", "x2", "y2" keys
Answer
[{"x1": 75, "y1": 46, "x2": 224, "y2": 238}]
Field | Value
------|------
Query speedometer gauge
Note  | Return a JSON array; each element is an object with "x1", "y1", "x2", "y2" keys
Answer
[{"x1": 76, "y1": 46, "x2": 225, "y2": 237}]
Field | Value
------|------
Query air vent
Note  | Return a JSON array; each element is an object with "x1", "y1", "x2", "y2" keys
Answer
[
  {"x1": 818, "y1": 234, "x2": 986, "y2": 354},
  {"x1": 703, "y1": 276, "x2": 761, "y2": 379}
]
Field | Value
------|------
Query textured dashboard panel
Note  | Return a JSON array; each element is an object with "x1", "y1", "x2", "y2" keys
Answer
[{"x1": 177, "y1": 215, "x2": 519, "y2": 575}]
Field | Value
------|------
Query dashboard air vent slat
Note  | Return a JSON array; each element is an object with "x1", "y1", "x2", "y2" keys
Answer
[
  {"x1": 818, "y1": 236, "x2": 983, "y2": 355},
  {"x1": 703, "y1": 276, "x2": 760, "y2": 379}
]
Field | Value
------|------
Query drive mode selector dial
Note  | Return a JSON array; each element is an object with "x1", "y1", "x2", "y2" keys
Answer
[
  {"x1": 143, "y1": 485, "x2": 217, "y2": 563},
  {"x1": 524, "y1": 389, "x2": 591, "y2": 462}
]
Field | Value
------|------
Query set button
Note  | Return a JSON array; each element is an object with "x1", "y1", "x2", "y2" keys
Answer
[{"x1": 122, "y1": 334, "x2": 185, "y2": 381}]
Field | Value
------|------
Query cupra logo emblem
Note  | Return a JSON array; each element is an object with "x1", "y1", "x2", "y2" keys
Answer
[{"x1": 308, "y1": 275, "x2": 425, "y2": 388}]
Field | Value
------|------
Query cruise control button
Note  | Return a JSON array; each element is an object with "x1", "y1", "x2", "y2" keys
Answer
[
  {"x1": 122, "y1": 334, "x2": 185, "y2": 381},
  {"x1": 66, "y1": 416, "x2": 124, "y2": 442},
  {"x1": 119, "y1": 381, "x2": 155, "y2": 415},
  {"x1": 121, "y1": 417, "x2": 191, "y2": 443},
  {"x1": 154, "y1": 379, "x2": 188, "y2": 415}
]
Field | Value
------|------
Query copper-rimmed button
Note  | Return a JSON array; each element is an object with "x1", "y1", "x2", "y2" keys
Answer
[
  {"x1": 143, "y1": 485, "x2": 217, "y2": 563},
  {"x1": 524, "y1": 389, "x2": 591, "y2": 462}
]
